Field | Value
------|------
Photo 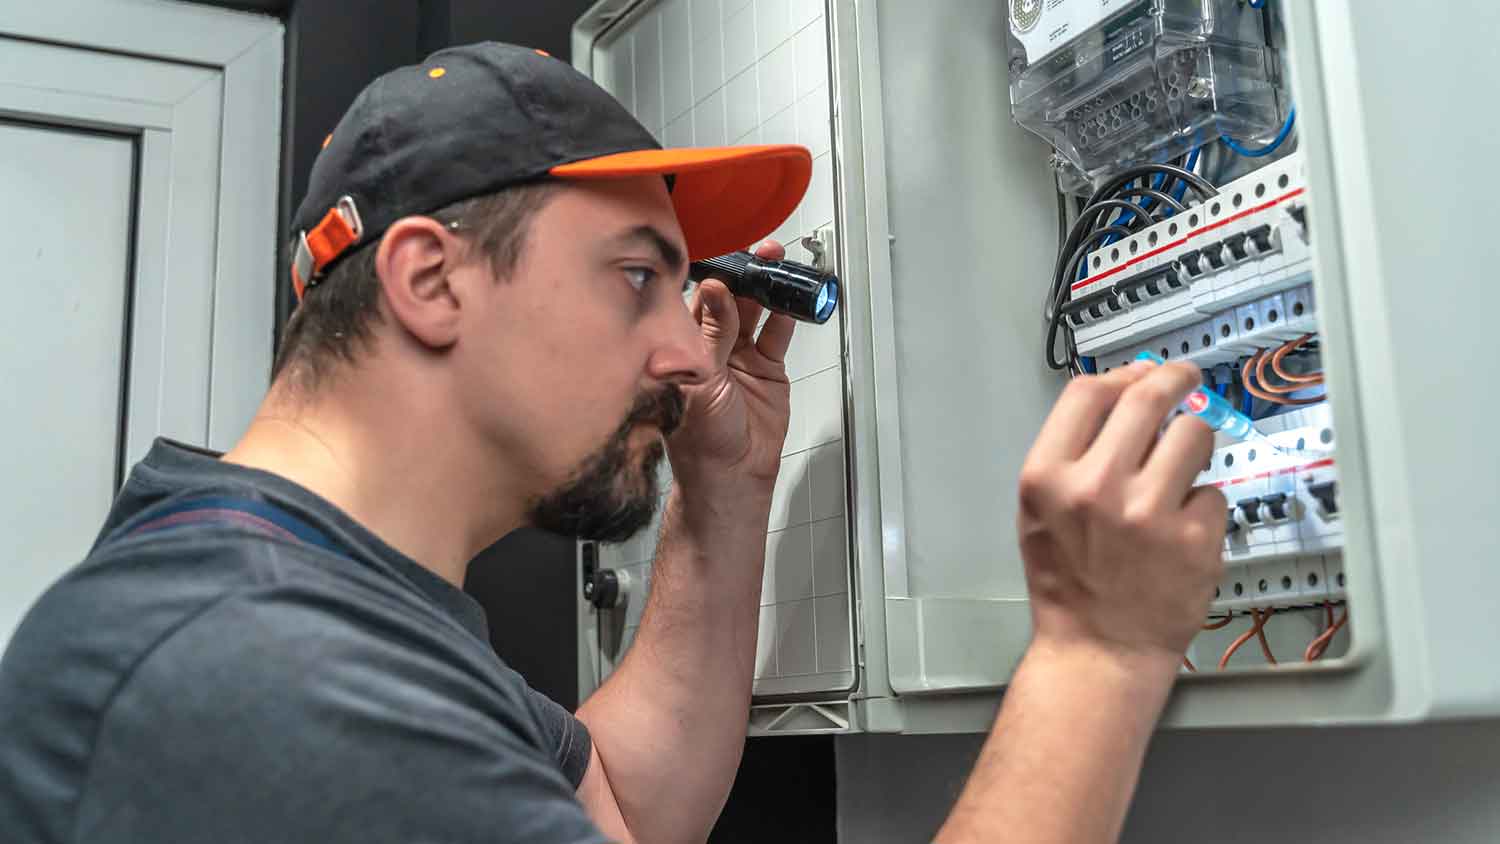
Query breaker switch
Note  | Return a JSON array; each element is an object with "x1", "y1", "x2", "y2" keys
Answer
[
  {"x1": 1247, "y1": 224, "x2": 1275, "y2": 253},
  {"x1": 1202, "y1": 245, "x2": 1228, "y2": 271},
  {"x1": 1222, "y1": 232, "x2": 1250, "y2": 262},
  {"x1": 1307, "y1": 480, "x2": 1339, "y2": 517},
  {"x1": 1235, "y1": 496, "x2": 1263, "y2": 526},
  {"x1": 1287, "y1": 205, "x2": 1309, "y2": 239},
  {"x1": 1260, "y1": 492, "x2": 1291, "y2": 522},
  {"x1": 1225, "y1": 511, "x2": 1241, "y2": 536},
  {"x1": 1061, "y1": 288, "x2": 1119, "y2": 327},
  {"x1": 1177, "y1": 250, "x2": 1206, "y2": 278}
]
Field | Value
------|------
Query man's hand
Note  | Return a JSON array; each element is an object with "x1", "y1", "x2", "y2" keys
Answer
[
  {"x1": 668, "y1": 240, "x2": 796, "y2": 489},
  {"x1": 1016, "y1": 361, "x2": 1227, "y2": 674},
  {"x1": 936, "y1": 362, "x2": 1227, "y2": 844}
]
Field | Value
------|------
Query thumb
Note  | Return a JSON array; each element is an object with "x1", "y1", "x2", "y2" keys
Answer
[{"x1": 693, "y1": 278, "x2": 740, "y2": 368}]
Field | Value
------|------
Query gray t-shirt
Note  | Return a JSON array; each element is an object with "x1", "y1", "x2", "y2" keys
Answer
[{"x1": 0, "y1": 439, "x2": 608, "y2": 843}]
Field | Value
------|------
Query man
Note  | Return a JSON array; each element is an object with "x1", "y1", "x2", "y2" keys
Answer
[{"x1": 0, "y1": 43, "x2": 1223, "y2": 843}]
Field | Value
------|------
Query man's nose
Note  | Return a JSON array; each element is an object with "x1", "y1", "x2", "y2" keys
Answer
[{"x1": 645, "y1": 300, "x2": 713, "y2": 387}]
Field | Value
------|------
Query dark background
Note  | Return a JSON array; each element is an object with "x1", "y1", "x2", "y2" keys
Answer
[{"x1": 189, "y1": 1, "x2": 837, "y2": 840}]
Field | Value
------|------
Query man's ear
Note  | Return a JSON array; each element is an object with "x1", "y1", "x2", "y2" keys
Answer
[{"x1": 375, "y1": 217, "x2": 465, "y2": 350}]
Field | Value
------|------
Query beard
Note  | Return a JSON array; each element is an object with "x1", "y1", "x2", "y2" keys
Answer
[{"x1": 527, "y1": 384, "x2": 686, "y2": 543}]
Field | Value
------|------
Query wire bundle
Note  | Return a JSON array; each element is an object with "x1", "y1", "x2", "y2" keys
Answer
[
  {"x1": 1195, "y1": 602, "x2": 1349, "y2": 671},
  {"x1": 1242, "y1": 333, "x2": 1325, "y2": 405},
  {"x1": 1044, "y1": 160, "x2": 1218, "y2": 372},
  {"x1": 1218, "y1": 608, "x2": 1278, "y2": 669}
]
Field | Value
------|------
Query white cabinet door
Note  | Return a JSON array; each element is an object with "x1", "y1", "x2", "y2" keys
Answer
[
  {"x1": 0, "y1": 2, "x2": 281, "y2": 646},
  {"x1": 0, "y1": 122, "x2": 135, "y2": 641}
]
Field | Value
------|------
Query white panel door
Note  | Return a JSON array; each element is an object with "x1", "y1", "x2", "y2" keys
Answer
[
  {"x1": 0, "y1": 2, "x2": 282, "y2": 647},
  {"x1": 0, "y1": 122, "x2": 135, "y2": 641}
]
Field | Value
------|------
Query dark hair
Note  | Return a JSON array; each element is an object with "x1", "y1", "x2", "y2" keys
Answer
[{"x1": 272, "y1": 182, "x2": 559, "y2": 389}]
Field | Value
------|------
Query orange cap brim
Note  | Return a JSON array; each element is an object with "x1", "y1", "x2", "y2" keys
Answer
[{"x1": 549, "y1": 145, "x2": 812, "y2": 262}]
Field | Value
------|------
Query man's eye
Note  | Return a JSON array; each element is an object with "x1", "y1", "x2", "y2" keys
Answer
[{"x1": 624, "y1": 267, "x2": 656, "y2": 292}]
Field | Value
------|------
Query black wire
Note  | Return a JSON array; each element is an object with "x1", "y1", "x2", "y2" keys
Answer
[
  {"x1": 1087, "y1": 163, "x2": 1217, "y2": 210},
  {"x1": 1043, "y1": 163, "x2": 1219, "y2": 369},
  {"x1": 1107, "y1": 155, "x2": 1191, "y2": 220},
  {"x1": 1055, "y1": 183, "x2": 1070, "y2": 257},
  {"x1": 1045, "y1": 225, "x2": 1132, "y2": 370},
  {"x1": 1110, "y1": 187, "x2": 1185, "y2": 217},
  {"x1": 1043, "y1": 208, "x2": 1129, "y2": 320},
  {"x1": 1051, "y1": 225, "x2": 1133, "y2": 314},
  {"x1": 1077, "y1": 199, "x2": 1162, "y2": 234}
]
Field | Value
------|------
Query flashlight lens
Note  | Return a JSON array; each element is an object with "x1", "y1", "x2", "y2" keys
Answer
[{"x1": 815, "y1": 278, "x2": 839, "y2": 323}]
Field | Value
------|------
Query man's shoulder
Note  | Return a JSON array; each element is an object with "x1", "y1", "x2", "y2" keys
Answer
[
  {"x1": 1, "y1": 522, "x2": 516, "y2": 750},
  {"x1": 0, "y1": 526, "x2": 565, "y2": 833},
  {"x1": 9, "y1": 523, "x2": 498, "y2": 693},
  {"x1": 11, "y1": 523, "x2": 361, "y2": 665}
]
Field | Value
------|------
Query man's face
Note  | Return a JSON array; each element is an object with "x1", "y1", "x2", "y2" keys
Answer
[{"x1": 448, "y1": 177, "x2": 710, "y2": 542}]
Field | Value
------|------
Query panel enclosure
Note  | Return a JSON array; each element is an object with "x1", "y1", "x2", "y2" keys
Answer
[{"x1": 575, "y1": 0, "x2": 1500, "y2": 732}]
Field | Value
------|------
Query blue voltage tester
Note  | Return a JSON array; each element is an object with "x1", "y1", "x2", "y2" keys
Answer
[{"x1": 1134, "y1": 351, "x2": 1270, "y2": 444}]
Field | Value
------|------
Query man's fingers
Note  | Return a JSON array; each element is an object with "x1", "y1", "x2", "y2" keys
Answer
[
  {"x1": 728, "y1": 241, "x2": 783, "y2": 347},
  {"x1": 693, "y1": 279, "x2": 741, "y2": 368},
  {"x1": 750, "y1": 239, "x2": 786, "y2": 262},
  {"x1": 1182, "y1": 484, "x2": 1230, "y2": 552},
  {"x1": 1025, "y1": 363, "x2": 1155, "y2": 466},
  {"x1": 1085, "y1": 362, "x2": 1201, "y2": 472},
  {"x1": 1141, "y1": 413, "x2": 1215, "y2": 508},
  {"x1": 735, "y1": 297, "x2": 765, "y2": 345},
  {"x1": 756, "y1": 313, "x2": 797, "y2": 363}
]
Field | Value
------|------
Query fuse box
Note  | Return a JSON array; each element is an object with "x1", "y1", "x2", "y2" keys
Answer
[{"x1": 575, "y1": 0, "x2": 1500, "y2": 734}]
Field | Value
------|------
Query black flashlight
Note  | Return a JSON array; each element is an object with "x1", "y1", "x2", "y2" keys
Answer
[{"x1": 689, "y1": 251, "x2": 840, "y2": 324}]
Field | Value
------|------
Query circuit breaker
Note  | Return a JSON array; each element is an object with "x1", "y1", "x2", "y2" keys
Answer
[{"x1": 574, "y1": 0, "x2": 1500, "y2": 732}]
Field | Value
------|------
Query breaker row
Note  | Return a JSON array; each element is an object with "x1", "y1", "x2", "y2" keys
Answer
[
  {"x1": 1196, "y1": 404, "x2": 1342, "y2": 566},
  {"x1": 1068, "y1": 152, "x2": 1312, "y2": 358},
  {"x1": 1091, "y1": 281, "x2": 1319, "y2": 373},
  {"x1": 1210, "y1": 552, "x2": 1347, "y2": 614}
]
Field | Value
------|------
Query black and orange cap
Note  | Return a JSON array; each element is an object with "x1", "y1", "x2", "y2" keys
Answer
[{"x1": 290, "y1": 41, "x2": 811, "y2": 299}]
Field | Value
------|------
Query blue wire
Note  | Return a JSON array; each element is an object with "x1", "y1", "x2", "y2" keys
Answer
[
  {"x1": 1082, "y1": 148, "x2": 1196, "y2": 279},
  {"x1": 1080, "y1": 356, "x2": 1096, "y2": 374},
  {"x1": 1222, "y1": 107, "x2": 1296, "y2": 158},
  {"x1": 1248, "y1": 0, "x2": 1266, "y2": 7},
  {"x1": 1099, "y1": 170, "x2": 1169, "y2": 246},
  {"x1": 1215, "y1": 380, "x2": 1228, "y2": 397},
  {"x1": 1173, "y1": 147, "x2": 1200, "y2": 204},
  {"x1": 1241, "y1": 385, "x2": 1254, "y2": 418}
]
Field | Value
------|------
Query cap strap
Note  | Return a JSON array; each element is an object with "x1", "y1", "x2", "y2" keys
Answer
[{"x1": 291, "y1": 195, "x2": 364, "y2": 299}]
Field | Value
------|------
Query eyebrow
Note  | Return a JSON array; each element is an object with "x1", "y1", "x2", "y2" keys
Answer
[{"x1": 607, "y1": 225, "x2": 687, "y2": 279}]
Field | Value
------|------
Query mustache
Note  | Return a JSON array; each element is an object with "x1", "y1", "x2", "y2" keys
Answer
[{"x1": 625, "y1": 384, "x2": 686, "y2": 437}]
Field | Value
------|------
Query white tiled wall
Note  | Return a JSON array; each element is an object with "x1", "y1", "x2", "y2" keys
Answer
[{"x1": 589, "y1": 0, "x2": 852, "y2": 697}]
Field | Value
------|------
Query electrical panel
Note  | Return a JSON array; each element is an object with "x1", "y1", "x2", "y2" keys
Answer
[{"x1": 574, "y1": 0, "x2": 1500, "y2": 734}]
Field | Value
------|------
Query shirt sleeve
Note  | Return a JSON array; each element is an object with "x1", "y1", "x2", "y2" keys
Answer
[
  {"x1": 76, "y1": 588, "x2": 612, "y2": 844},
  {"x1": 525, "y1": 687, "x2": 594, "y2": 790}
]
